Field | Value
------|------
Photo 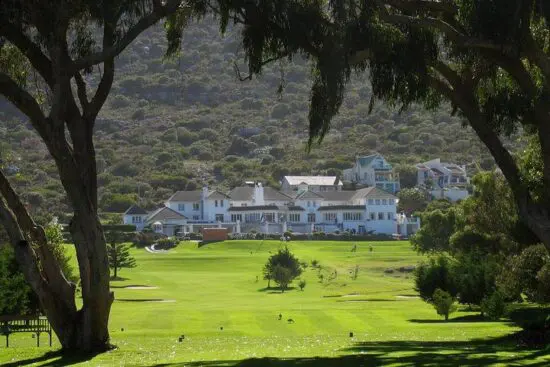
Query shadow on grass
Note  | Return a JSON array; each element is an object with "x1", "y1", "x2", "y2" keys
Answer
[
  {"x1": 257, "y1": 287, "x2": 297, "y2": 293},
  {"x1": 1, "y1": 349, "x2": 102, "y2": 367},
  {"x1": 110, "y1": 284, "x2": 149, "y2": 289},
  {"x1": 409, "y1": 314, "x2": 503, "y2": 323},
  {"x1": 109, "y1": 277, "x2": 129, "y2": 282},
  {"x1": 148, "y1": 333, "x2": 550, "y2": 367}
]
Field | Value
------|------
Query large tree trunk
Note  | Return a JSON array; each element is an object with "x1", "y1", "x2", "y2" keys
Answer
[{"x1": 66, "y1": 212, "x2": 113, "y2": 351}]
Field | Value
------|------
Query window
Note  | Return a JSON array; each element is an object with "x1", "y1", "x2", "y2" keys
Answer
[
  {"x1": 343, "y1": 212, "x2": 362, "y2": 221},
  {"x1": 241, "y1": 203, "x2": 247, "y2": 207},
  {"x1": 193, "y1": 215, "x2": 200, "y2": 220},
  {"x1": 132, "y1": 216, "x2": 142, "y2": 223},
  {"x1": 313, "y1": 201, "x2": 317, "y2": 207},
  {"x1": 375, "y1": 199, "x2": 381, "y2": 205},
  {"x1": 389, "y1": 199, "x2": 395, "y2": 205},
  {"x1": 289, "y1": 213, "x2": 301, "y2": 222},
  {"x1": 387, "y1": 212, "x2": 393, "y2": 220},
  {"x1": 178, "y1": 203, "x2": 185, "y2": 211},
  {"x1": 245, "y1": 213, "x2": 261, "y2": 222},
  {"x1": 215, "y1": 200, "x2": 218, "y2": 207},
  {"x1": 231, "y1": 214, "x2": 242, "y2": 222},
  {"x1": 307, "y1": 213, "x2": 316, "y2": 223},
  {"x1": 370, "y1": 212, "x2": 376, "y2": 220},
  {"x1": 220, "y1": 200, "x2": 224, "y2": 207},
  {"x1": 324, "y1": 213, "x2": 337, "y2": 221},
  {"x1": 307, "y1": 201, "x2": 311, "y2": 207},
  {"x1": 215, "y1": 214, "x2": 224, "y2": 222},
  {"x1": 378, "y1": 212, "x2": 384, "y2": 220},
  {"x1": 193, "y1": 203, "x2": 200, "y2": 211},
  {"x1": 264, "y1": 213, "x2": 275, "y2": 222},
  {"x1": 382, "y1": 199, "x2": 387, "y2": 205},
  {"x1": 368, "y1": 199, "x2": 374, "y2": 205}
]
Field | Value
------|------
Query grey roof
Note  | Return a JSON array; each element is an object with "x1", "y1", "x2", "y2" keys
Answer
[
  {"x1": 317, "y1": 205, "x2": 365, "y2": 211},
  {"x1": 284, "y1": 176, "x2": 342, "y2": 186},
  {"x1": 351, "y1": 187, "x2": 397, "y2": 200},
  {"x1": 228, "y1": 186, "x2": 292, "y2": 202},
  {"x1": 292, "y1": 190, "x2": 325, "y2": 200},
  {"x1": 317, "y1": 191, "x2": 355, "y2": 201},
  {"x1": 167, "y1": 190, "x2": 229, "y2": 202},
  {"x1": 124, "y1": 205, "x2": 148, "y2": 215},
  {"x1": 147, "y1": 207, "x2": 187, "y2": 222},
  {"x1": 207, "y1": 191, "x2": 230, "y2": 200},
  {"x1": 227, "y1": 205, "x2": 285, "y2": 212},
  {"x1": 167, "y1": 190, "x2": 202, "y2": 202}
]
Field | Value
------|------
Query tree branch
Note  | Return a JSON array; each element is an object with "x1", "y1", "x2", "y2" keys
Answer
[
  {"x1": 0, "y1": 23, "x2": 54, "y2": 87},
  {"x1": 71, "y1": 0, "x2": 182, "y2": 72},
  {"x1": 384, "y1": 0, "x2": 458, "y2": 15},
  {"x1": 0, "y1": 71, "x2": 51, "y2": 139},
  {"x1": 74, "y1": 72, "x2": 90, "y2": 113},
  {"x1": 428, "y1": 73, "x2": 525, "y2": 197}
]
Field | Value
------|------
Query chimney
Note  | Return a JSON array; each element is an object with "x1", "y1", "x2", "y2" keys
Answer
[
  {"x1": 202, "y1": 186, "x2": 209, "y2": 200},
  {"x1": 254, "y1": 183, "x2": 265, "y2": 205}
]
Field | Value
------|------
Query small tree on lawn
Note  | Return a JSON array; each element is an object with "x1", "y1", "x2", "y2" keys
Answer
[
  {"x1": 273, "y1": 265, "x2": 293, "y2": 293},
  {"x1": 263, "y1": 246, "x2": 302, "y2": 292},
  {"x1": 263, "y1": 263, "x2": 272, "y2": 289},
  {"x1": 107, "y1": 235, "x2": 136, "y2": 279},
  {"x1": 432, "y1": 288, "x2": 457, "y2": 321}
]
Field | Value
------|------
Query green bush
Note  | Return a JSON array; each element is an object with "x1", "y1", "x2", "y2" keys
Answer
[
  {"x1": 298, "y1": 279, "x2": 306, "y2": 291},
  {"x1": 414, "y1": 255, "x2": 457, "y2": 303},
  {"x1": 432, "y1": 288, "x2": 457, "y2": 321},
  {"x1": 103, "y1": 224, "x2": 137, "y2": 232},
  {"x1": 481, "y1": 291, "x2": 507, "y2": 320}
]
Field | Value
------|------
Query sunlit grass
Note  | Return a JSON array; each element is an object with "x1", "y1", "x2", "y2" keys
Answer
[{"x1": 1, "y1": 240, "x2": 547, "y2": 366}]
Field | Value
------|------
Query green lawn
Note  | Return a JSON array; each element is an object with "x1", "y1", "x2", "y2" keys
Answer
[{"x1": 1, "y1": 240, "x2": 548, "y2": 366}]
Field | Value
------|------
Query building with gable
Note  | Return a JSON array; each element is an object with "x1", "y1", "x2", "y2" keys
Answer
[
  {"x1": 281, "y1": 176, "x2": 343, "y2": 192},
  {"x1": 415, "y1": 158, "x2": 470, "y2": 202},
  {"x1": 123, "y1": 181, "x2": 420, "y2": 236},
  {"x1": 342, "y1": 154, "x2": 400, "y2": 193}
]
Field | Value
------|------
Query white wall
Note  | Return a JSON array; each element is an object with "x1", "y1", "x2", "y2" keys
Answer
[
  {"x1": 204, "y1": 199, "x2": 229, "y2": 222},
  {"x1": 165, "y1": 200, "x2": 202, "y2": 220},
  {"x1": 123, "y1": 214, "x2": 146, "y2": 231},
  {"x1": 366, "y1": 201, "x2": 397, "y2": 234},
  {"x1": 430, "y1": 189, "x2": 469, "y2": 202},
  {"x1": 295, "y1": 199, "x2": 323, "y2": 213}
]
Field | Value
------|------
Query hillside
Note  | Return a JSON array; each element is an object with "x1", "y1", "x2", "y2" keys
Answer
[{"x1": 0, "y1": 17, "x2": 509, "y2": 222}]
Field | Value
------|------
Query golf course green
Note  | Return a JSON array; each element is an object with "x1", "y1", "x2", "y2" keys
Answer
[{"x1": 1, "y1": 240, "x2": 548, "y2": 366}]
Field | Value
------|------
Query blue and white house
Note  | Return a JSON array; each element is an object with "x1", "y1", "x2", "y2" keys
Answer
[{"x1": 343, "y1": 153, "x2": 401, "y2": 193}]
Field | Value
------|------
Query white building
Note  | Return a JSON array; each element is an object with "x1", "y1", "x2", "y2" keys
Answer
[
  {"x1": 123, "y1": 205, "x2": 149, "y2": 231},
  {"x1": 343, "y1": 154, "x2": 400, "y2": 193},
  {"x1": 123, "y1": 183, "x2": 417, "y2": 236},
  {"x1": 165, "y1": 187, "x2": 230, "y2": 222},
  {"x1": 281, "y1": 176, "x2": 343, "y2": 192},
  {"x1": 416, "y1": 158, "x2": 469, "y2": 202}
]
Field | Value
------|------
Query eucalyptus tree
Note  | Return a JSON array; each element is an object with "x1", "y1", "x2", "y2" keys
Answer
[{"x1": 0, "y1": 0, "x2": 198, "y2": 352}]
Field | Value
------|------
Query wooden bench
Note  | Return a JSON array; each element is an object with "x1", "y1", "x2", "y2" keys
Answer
[{"x1": 0, "y1": 315, "x2": 52, "y2": 347}]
